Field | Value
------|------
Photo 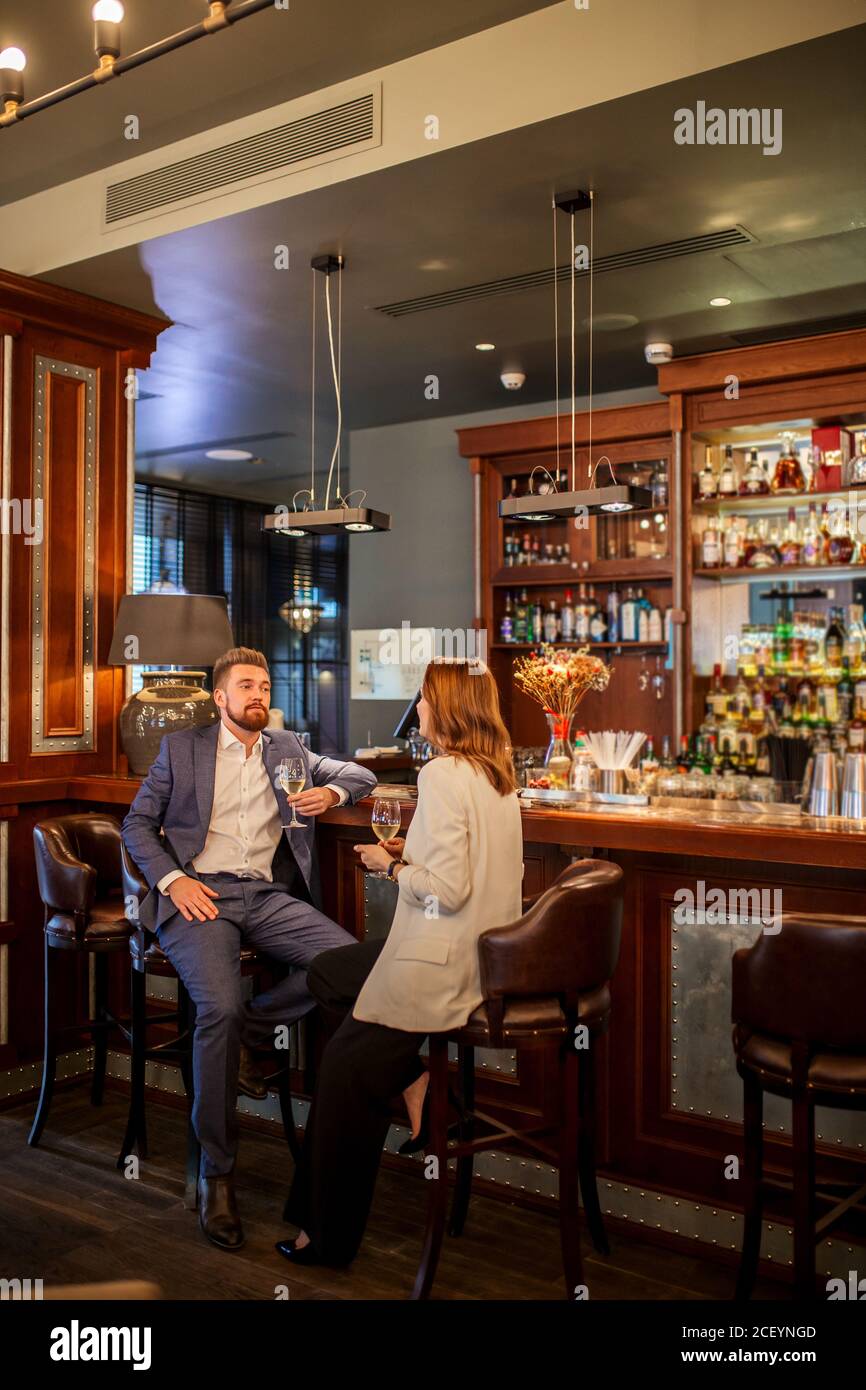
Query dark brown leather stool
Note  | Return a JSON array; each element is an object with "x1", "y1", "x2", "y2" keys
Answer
[
  {"x1": 732, "y1": 913, "x2": 866, "y2": 1299},
  {"x1": 119, "y1": 844, "x2": 302, "y2": 1206},
  {"x1": 29, "y1": 814, "x2": 132, "y2": 1147},
  {"x1": 412, "y1": 858, "x2": 623, "y2": 1301}
]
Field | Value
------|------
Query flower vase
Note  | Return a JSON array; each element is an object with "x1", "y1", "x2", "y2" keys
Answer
[{"x1": 544, "y1": 712, "x2": 575, "y2": 789}]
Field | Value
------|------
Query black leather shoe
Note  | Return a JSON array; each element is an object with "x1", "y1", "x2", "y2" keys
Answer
[
  {"x1": 275, "y1": 1237, "x2": 323, "y2": 1267},
  {"x1": 199, "y1": 1174, "x2": 245, "y2": 1250},
  {"x1": 238, "y1": 1044, "x2": 268, "y2": 1100},
  {"x1": 398, "y1": 1085, "x2": 467, "y2": 1155}
]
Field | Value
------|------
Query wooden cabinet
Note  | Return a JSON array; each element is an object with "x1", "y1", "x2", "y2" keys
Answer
[{"x1": 457, "y1": 401, "x2": 678, "y2": 752}]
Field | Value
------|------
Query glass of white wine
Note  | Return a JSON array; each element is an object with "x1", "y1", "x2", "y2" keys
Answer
[
  {"x1": 370, "y1": 796, "x2": 401, "y2": 877},
  {"x1": 278, "y1": 756, "x2": 306, "y2": 828}
]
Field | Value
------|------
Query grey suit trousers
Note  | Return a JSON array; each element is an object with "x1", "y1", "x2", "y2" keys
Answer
[{"x1": 157, "y1": 871, "x2": 354, "y2": 1177}]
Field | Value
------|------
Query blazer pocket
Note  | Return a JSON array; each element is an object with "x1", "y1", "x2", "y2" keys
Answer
[{"x1": 393, "y1": 936, "x2": 450, "y2": 965}]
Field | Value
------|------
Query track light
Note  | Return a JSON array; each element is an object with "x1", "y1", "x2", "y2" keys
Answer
[
  {"x1": 0, "y1": 47, "x2": 26, "y2": 120},
  {"x1": 0, "y1": 1, "x2": 272, "y2": 130},
  {"x1": 92, "y1": 0, "x2": 124, "y2": 73}
]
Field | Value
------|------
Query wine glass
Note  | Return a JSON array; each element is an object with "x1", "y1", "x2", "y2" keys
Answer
[
  {"x1": 637, "y1": 655, "x2": 649, "y2": 692},
  {"x1": 652, "y1": 657, "x2": 666, "y2": 701},
  {"x1": 278, "y1": 756, "x2": 306, "y2": 828},
  {"x1": 370, "y1": 797, "x2": 401, "y2": 878}
]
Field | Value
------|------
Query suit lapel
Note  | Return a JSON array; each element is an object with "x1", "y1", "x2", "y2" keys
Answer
[{"x1": 194, "y1": 723, "x2": 220, "y2": 838}]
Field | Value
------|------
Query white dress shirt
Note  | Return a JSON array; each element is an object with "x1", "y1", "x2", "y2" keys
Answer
[{"x1": 157, "y1": 722, "x2": 346, "y2": 895}]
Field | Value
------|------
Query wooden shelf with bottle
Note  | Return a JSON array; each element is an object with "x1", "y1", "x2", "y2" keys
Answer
[
  {"x1": 490, "y1": 641, "x2": 668, "y2": 651},
  {"x1": 492, "y1": 563, "x2": 673, "y2": 586},
  {"x1": 694, "y1": 564, "x2": 866, "y2": 584},
  {"x1": 691, "y1": 488, "x2": 866, "y2": 516}
]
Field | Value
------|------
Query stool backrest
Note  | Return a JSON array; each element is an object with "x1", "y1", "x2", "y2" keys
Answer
[
  {"x1": 33, "y1": 813, "x2": 122, "y2": 914},
  {"x1": 732, "y1": 913, "x2": 866, "y2": 1051},
  {"x1": 479, "y1": 858, "x2": 623, "y2": 1003}
]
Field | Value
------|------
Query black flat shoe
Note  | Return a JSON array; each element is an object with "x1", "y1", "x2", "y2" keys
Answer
[{"x1": 275, "y1": 1238, "x2": 322, "y2": 1266}]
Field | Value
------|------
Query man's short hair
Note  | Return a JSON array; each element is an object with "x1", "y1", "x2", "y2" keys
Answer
[{"x1": 212, "y1": 647, "x2": 269, "y2": 691}]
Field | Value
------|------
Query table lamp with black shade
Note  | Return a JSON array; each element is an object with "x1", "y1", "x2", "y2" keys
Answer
[{"x1": 108, "y1": 594, "x2": 234, "y2": 774}]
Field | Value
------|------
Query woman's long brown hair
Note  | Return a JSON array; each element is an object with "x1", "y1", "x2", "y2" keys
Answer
[{"x1": 421, "y1": 660, "x2": 517, "y2": 795}]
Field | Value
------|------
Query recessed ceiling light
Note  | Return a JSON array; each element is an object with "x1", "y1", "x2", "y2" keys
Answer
[
  {"x1": 709, "y1": 297, "x2": 732, "y2": 307},
  {"x1": 475, "y1": 342, "x2": 496, "y2": 352},
  {"x1": 205, "y1": 448, "x2": 254, "y2": 461},
  {"x1": 582, "y1": 313, "x2": 638, "y2": 332},
  {"x1": 419, "y1": 259, "x2": 449, "y2": 271}
]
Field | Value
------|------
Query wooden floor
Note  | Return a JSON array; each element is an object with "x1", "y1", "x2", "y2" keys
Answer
[{"x1": 0, "y1": 1085, "x2": 790, "y2": 1301}]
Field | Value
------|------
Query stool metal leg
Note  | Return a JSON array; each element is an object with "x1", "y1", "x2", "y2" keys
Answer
[
  {"x1": 90, "y1": 952, "x2": 109, "y2": 1107},
  {"x1": 735, "y1": 1068, "x2": 764, "y2": 1300},
  {"x1": 182, "y1": 991, "x2": 200, "y2": 1210},
  {"x1": 411, "y1": 1034, "x2": 450, "y2": 1300},
  {"x1": 117, "y1": 963, "x2": 148, "y2": 1168},
  {"x1": 28, "y1": 935, "x2": 58, "y2": 1147},
  {"x1": 792, "y1": 1085, "x2": 816, "y2": 1299},
  {"x1": 559, "y1": 1042, "x2": 584, "y2": 1298},
  {"x1": 277, "y1": 1044, "x2": 301, "y2": 1163},
  {"x1": 577, "y1": 1043, "x2": 609, "y2": 1255},
  {"x1": 448, "y1": 1042, "x2": 475, "y2": 1238}
]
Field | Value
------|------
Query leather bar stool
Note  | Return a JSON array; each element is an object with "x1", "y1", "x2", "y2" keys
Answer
[
  {"x1": 119, "y1": 844, "x2": 302, "y2": 1207},
  {"x1": 412, "y1": 858, "x2": 623, "y2": 1301},
  {"x1": 29, "y1": 814, "x2": 132, "y2": 1146},
  {"x1": 732, "y1": 913, "x2": 866, "y2": 1300}
]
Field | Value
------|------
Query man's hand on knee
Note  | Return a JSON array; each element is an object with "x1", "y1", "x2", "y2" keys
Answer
[{"x1": 168, "y1": 876, "x2": 220, "y2": 923}]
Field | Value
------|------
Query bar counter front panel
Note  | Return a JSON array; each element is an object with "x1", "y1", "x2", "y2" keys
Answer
[{"x1": 2, "y1": 774, "x2": 865, "y2": 1276}]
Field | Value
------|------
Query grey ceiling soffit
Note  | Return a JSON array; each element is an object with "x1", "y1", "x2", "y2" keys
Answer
[
  {"x1": 373, "y1": 226, "x2": 756, "y2": 318},
  {"x1": 104, "y1": 85, "x2": 381, "y2": 229}
]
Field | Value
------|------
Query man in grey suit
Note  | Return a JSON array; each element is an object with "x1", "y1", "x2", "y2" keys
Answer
[{"x1": 121, "y1": 646, "x2": 376, "y2": 1250}]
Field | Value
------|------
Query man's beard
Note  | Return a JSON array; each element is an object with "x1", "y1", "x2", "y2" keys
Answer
[{"x1": 225, "y1": 698, "x2": 268, "y2": 732}]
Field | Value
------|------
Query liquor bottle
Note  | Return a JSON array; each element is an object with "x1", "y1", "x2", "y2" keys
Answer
[
  {"x1": 746, "y1": 518, "x2": 779, "y2": 569},
  {"x1": 778, "y1": 508, "x2": 802, "y2": 566},
  {"x1": 560, "y1": 588, "x2": 576, "y2": 641},
  {"x1": 521, "y1": 532, "x2": 532, "y2": 565},
  {"x1": 544, "y1": 542, "x2": 555, "y2": 564},
  {"x1": 651, "y1": 463, "x2": 668, "y2": 509},
  {"x1": 849, "y1": 705, "x2": 866, "y2": 751},
  {"x1": 660, "y1": 736, "x2": 675, "y2": 770},
  {"x1": 500, "y1": 592, "x2": 514, "y2": 643},
  {"x1": 607, "y1": 584, "x2": 620, "y2": 644},
  {"x1": 701, "y1": 519, "x2": 721, "y2": 568},
  {"x1": 620, "y1": 586, "x2": 637, "y2": 642},
  {"x1": 542, "y1": 598, "x2": 560, "y2": 643},
  {"x1": 801, "y1": 504, "x2": 822, "y2": 566},
  {"x1": 531, "y1": 599, "x2": 544, "y2": 644},
  {"x1": 694, "y1": 735, "x2": 714, "y2": 774},
  {"x1": 737, "y1": 735, "x2": 757, "y2": 774},
  {"x1": 697, "y1": 445, "x2": 718, "y2": 499},
  {"x1": 771, "y1": 431, "x2": 807, "y2": 494},
  {"x1": 739, "y1": 447, "x2": 770, "y2": 496},
  {"x1": 826, "y1": 502, "x2": 856, "y2": 565},
  {"x1": 640, "y1": 737, "x2": 658, "y2": 773},
  {"x1": 531, "y1": 535, "x2": 542, "y2": 564},
  {"x1": 575, "y1": 583, "x2": 591, "y2": 642},
  {"x1": 718, "y1": 736, "x2": 737, "y2": 774},
  {"x1": 742, "y1": 520, "x2": 758, "y2": 567},
  {"x1": 824, "y1": 607, "x2": 845, "y2": 674},
  {"x1": 773, "y1": 608, "x2": 793, "y2": 672},
  {"x1": 514, "y1": 588, "x2": 529, "y2": 643},
  {"x1": 589, "y1": 593, "x2": 607, "y2": 643},
  {"x1": 846, "y1": 602, "x2": 866, "y2": 673},
  {"x1": 507, "y1": 477, "x2": 521, "y2": 500},
  {"x1": 676, "y1": 735, "x2": 692, "y2": 773},
  {"x1": 749, "y1": 666, "x2": 769, "y2": 735},
  {"x1": 847, "y1": 435, "x2": 866, "y2": 488},
  {"x1": 723, "y1": 519, "x2": 741, "y2": 568},
  {"x1": 837, "y1": 658, "x2": 854, "y2": 723},
  {"x1": 718, "y1": 445, "x2": 738, "y2": 496},
  {"x1": 732, "y1": 672, "x2": 751, "y2": 722},
  {"x1": 648, "y1": 604, "x2": 663, "y2": 642},
  {"x1": 710, "y1": 663, "x2": 729, "y2": 719}
]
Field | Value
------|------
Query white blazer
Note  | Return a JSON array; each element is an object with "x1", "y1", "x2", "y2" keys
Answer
[{"x1": 353, "y1": 755, "x2": 524, "y2": 1033}]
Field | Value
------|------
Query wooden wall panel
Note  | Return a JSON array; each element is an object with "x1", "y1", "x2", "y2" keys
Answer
[{"x1": 42, "y1": 370, "x2": 87, "y2": 739}]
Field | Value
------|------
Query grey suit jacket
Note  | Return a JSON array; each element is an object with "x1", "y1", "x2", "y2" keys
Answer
[{"x1": 121, "y1": 723, "x2": 376, "y2": 930}]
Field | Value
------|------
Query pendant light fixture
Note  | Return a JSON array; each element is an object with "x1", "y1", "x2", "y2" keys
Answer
[
  {"x1": 499, "y1": 189, "x2": 652, "y2": 524},
  {"x1": 278, "y1": 596, "x2": 324, "y2": 634},
  {"x1": 263, "y1": 255, "x2": 391, "y2": 539}
]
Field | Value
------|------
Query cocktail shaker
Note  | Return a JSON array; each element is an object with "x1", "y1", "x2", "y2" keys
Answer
[
  {"x1": 801, "y1": 750, "x2": 838, "y2": 817},
  {"x1": 841, "y1": 751, "x2": 866, "y2": 819}
]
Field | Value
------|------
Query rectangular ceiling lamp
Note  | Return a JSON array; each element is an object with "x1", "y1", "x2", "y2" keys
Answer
[
  {"x1": 262, "y1": 507, "x2": 392, "y2": 536},
  {"x1": 499, "y1": 485, "x2": 653, "y2": 520}
]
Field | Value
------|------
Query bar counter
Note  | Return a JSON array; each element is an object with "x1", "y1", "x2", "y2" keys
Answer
[{"x1": 3, "y1": 772, "x2": 865, "y2": 1273}]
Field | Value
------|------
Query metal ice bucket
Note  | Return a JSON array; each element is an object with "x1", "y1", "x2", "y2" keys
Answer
[
  {"x1": 800, "y1": 750, "x2": 839, "y2": 817},
  {"x1": 841, "y1": 751, "x2": 866, "y2": 819}
]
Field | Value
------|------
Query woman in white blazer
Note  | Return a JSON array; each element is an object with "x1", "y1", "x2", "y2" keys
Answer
[{"x1": 278, "y1": 657, "x2": 523, "y2": 1268}]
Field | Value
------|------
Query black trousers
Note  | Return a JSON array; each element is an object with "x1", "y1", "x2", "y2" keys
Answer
[{"x1": 285, "y1": 939, "x2": 426, "y2": 1264}]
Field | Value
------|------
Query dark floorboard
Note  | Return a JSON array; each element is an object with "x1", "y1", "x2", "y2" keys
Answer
[{"x1": 0, "y1": 1087, "x2": 791, "y2": 1301}]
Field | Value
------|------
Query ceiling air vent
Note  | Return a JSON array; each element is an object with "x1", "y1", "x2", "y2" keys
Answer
[
  {"x1": 374, "y1": 225, "x2": 756, "y2": 318},
  {"x1": 104, "y1": 86, "x2": 380, "y2": 229}
]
